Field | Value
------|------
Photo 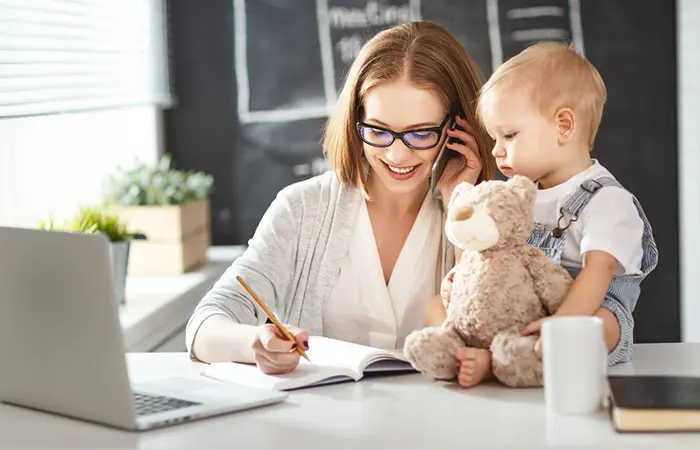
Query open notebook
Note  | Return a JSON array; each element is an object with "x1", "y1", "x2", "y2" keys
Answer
[{"x1": 202, "y1": 336, "x2": 416, "y2": 390}]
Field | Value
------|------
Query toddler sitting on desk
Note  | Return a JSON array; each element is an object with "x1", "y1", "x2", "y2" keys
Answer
[{"x1": 439, "y1": 41, "x2": 659, "y2": 388}]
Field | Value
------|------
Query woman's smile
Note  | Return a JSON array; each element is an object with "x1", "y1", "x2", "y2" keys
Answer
[{"x1": 381, "y1": 160, "x2": 422, "y2": 180}]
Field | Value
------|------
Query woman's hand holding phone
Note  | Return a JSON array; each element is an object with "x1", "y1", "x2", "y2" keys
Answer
[{"x1": 435, "y1": 115, "x2": 483, "y2": 207}]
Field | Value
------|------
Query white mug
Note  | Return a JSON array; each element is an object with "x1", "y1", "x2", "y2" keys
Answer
[{"x1": 542, "y1": 316, "x2": 607, "y2": 415}]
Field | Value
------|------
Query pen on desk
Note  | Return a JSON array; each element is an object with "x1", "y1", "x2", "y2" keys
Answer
[{"x1": 235, "y1": 275, "x2": 310, "y2": 362}]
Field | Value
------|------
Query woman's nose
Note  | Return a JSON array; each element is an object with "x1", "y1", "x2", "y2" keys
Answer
[{"x1": 385, "y1": 140, "x2": 413, "y2": 163}]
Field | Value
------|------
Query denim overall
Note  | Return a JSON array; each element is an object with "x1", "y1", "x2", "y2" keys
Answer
[{"x1": 526, "y1": 176, "x2": 659, "y2": 365}]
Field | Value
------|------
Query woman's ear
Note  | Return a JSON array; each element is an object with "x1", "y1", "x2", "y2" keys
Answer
[{"x1": 555, "y1": 107, "x2": 575, "y2": 145}]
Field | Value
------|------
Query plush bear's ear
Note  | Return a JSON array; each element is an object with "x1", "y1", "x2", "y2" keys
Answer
[{"x1": 507, "y1": 175, "x2": 537, "y2": 205}]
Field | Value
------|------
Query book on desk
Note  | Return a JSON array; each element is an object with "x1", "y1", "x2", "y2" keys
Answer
[
  {"x1": 202, "y1": 336, "x2": 416, "y2": 391},
  {"x1": 608, "y1": 375, "x2": 700, "y2": 432}
]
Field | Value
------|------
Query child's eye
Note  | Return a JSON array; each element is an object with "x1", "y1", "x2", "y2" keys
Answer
[{"x1": 503, "y1": 132, "x2": 518, "y2": 140}]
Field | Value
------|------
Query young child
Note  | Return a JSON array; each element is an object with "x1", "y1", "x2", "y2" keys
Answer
[{"x1": 443, "y1": 41, "x2": 658, "y2": 388}]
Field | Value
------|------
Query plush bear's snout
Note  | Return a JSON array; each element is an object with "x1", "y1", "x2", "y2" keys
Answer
[
  {"x1": 454, "y1": 206, "x2": 474, "y2": 221},
  {"x1": 449, "y1": 205, "x2": 500, "y2": 251}
]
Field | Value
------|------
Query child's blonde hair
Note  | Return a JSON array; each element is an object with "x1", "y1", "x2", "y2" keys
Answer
[{"x1": 477, "y1": 41, "x2": 607, "y2": 149}]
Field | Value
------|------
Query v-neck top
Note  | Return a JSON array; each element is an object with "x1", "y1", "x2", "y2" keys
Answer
[{"x1": 322, "y1": 192, "x2": 444, "y2": 351}]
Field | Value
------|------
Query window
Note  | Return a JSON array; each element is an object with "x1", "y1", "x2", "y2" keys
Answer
[
  {"x1": 0, "y1": 0, "x2": 171, "y2": 118},
  {"x1": 0, "y1": 0, "x2": 171, "y2": 227}
]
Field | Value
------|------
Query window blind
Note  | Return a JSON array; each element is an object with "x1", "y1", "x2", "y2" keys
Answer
[{"x1": 0, "y1": 0, "x2": 172, "y2": 118}]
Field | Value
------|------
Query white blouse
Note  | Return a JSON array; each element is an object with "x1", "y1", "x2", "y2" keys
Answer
[{"x1": 323, "y1": 192, "x2": 444, "y2": 350}]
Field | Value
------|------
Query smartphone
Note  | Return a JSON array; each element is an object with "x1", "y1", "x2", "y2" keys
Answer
[{"x1": 430, "y1": 117, "x2": 464, "y2": 199}]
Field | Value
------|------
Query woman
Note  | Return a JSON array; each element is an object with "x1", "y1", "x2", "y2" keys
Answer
[{"x1": 185, "y1": 21, "x2": 496, "y2": 375}]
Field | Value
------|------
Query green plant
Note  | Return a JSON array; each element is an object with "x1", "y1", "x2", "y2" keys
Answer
[
  {"x1": 103, "y1": 154, "x2": 214, "y2": 206},
  {"x1": 39, "y1": 206, "x2": 135, "y2": 242}
]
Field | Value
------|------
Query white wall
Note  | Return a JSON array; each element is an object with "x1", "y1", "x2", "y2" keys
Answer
[
  {"x1": 0, "y1": 106, "x2": 162, "y2": 228},
  {"x1": 678, "y1": 0, "x2": 700, "y2": 341}
]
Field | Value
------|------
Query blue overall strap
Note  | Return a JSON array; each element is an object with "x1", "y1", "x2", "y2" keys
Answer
[{"x1": 561, "y1": 176, "x2": 623, "y2": 218}]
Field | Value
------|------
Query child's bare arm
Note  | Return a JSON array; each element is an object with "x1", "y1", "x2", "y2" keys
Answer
[
  {"x1": 522, "y1": 250, "x2": 619, "y2": 359},
  {"x1": 555, "y1": 250, "x2": 616, "y2": 316}
]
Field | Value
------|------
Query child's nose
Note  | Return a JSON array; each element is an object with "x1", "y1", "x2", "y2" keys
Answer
[{"x1": 492, "y1": 145, "x2": 505, "y2": 159}]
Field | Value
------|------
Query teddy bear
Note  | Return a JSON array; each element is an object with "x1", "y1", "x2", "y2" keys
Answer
[{"x1": 403, "y1": 175, "x2": 573, "y2": 388}]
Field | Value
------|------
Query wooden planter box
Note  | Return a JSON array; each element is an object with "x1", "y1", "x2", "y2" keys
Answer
[{"x1": 114, "y1": 198, "x2": 211, "y2": 276}]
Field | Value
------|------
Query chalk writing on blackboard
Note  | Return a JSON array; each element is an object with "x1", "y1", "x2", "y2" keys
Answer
[
  {"x1": 323, "y1": 0, "x2": 422, "y2": 101},
  {"x1": 234, "y1": 0, "x2": 420, "y2": 124},
  {"x1": 234, "y1": 0, "x2": 582, "y2": 125}
]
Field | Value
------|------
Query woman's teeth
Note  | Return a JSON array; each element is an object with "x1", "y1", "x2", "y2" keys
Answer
[{"x1": 388, "y1": 164, "x2": 417, "y2": 174}]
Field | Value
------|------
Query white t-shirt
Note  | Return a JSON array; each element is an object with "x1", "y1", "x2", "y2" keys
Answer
[
  {"x1": 323, "y1": 192, "x2": 443, "y2": 351},
  {"x1": 534, "y1": 159, "x2": 644, "y2": 275}
]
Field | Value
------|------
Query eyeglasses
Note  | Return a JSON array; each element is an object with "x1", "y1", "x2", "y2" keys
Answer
[{"x1": 356, "y1": 114, "x2": 451, "y2": 150}]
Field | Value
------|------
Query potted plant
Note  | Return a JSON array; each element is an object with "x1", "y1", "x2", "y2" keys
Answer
[
  {"x1": 102, "y1": 154, "x2": 215, "y2": 276},
  {"x1": 40, "y1": 206, "x2": 136, "y2": 305}
]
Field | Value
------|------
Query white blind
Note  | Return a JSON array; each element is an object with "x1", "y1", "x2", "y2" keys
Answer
[{"x1": 0, "y1": 0, "x2": 171, "y2": 118}]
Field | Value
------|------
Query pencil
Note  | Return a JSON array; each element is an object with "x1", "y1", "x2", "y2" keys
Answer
[{"x1": 235, "y1": 275, "x2": 310, "y2": 362}]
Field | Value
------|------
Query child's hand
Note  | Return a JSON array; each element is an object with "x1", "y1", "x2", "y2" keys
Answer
[
  {"x1": 455, "y1": 347, "x2": 492, "y2": 388},
  {"x1": 521, "y1": 318, "x2": 545, "y2": 336},
  {"x1": 521, "y1": 319, "x2": 545, "y2": 360}
]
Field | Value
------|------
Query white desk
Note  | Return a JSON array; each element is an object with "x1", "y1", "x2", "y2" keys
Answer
[{"x1": 2, "y1": 343, "x2": 700, "y2": 448}]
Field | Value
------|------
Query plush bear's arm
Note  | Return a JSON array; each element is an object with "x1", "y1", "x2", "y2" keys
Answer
[
  {"x1": 490, "y1": 326, "x2": 543, "y2": 387},
  {"x1": 404, "y1": 323, "x2": 464, "y2": 380},
  {"x1": 520, "y1": 246, "x2": 573, "y2": 315}
]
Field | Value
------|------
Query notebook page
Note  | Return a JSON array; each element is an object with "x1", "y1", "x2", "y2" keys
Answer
[
  {"x1": 362, "y1": 358, "x2": 414, "y2": 373},
  {"x1": 305, "y1": 336, "x2": 404, "y2": 372},
  {"x1": 203, "y1": 359, "x2": 357, "y2": 391}
]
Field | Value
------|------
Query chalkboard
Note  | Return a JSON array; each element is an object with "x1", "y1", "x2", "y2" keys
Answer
[{"x1": 164, "y1": 0, "x2": 679, "y2": 344}]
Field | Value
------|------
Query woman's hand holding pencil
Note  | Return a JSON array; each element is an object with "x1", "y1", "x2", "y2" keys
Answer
[
  {"x1": 236, "y1": 275, "x2": 311, "y2": 375},
  {"x1": 250, "y1": 324, "x2": 310, "y2": 375}
]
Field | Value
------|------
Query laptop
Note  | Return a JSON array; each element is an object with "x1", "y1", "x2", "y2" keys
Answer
[{"x1": 0, "y1": 226, "x2": 288, "y2": 431}]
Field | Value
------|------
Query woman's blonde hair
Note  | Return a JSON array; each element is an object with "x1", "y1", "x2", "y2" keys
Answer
[{"x1": 323, "y1": 21, "x2": 495, "y2": 197}]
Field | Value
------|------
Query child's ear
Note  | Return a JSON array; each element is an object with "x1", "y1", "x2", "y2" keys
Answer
[{"x1": 555, "y1": 107, "x2": 575, "y2": 145}]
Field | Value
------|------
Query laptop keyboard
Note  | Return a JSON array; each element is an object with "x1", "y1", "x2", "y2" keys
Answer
[{"x1": 132, "y1": 392, "x2": 201, "y2": 416}]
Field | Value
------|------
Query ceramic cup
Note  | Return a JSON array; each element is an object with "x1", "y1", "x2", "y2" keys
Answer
[{"x1": 542, "y1": 316, "x2": 607, "y2": 415}]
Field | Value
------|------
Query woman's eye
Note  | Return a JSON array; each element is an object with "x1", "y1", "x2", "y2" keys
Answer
[
  {"x1": 408, "y1": 131, "x2": 432, "y2": 141},
  {"x1": 369, "y1": 129, "x2": 389, "y2": 137},
  {"x1": 504, "y1": 132, "x2": 518, "y2": 140}
]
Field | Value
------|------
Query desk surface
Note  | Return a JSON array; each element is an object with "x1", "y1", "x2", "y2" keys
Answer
[{"x1": 3, "y1": 343, "x2": 700, "y2": 449}]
